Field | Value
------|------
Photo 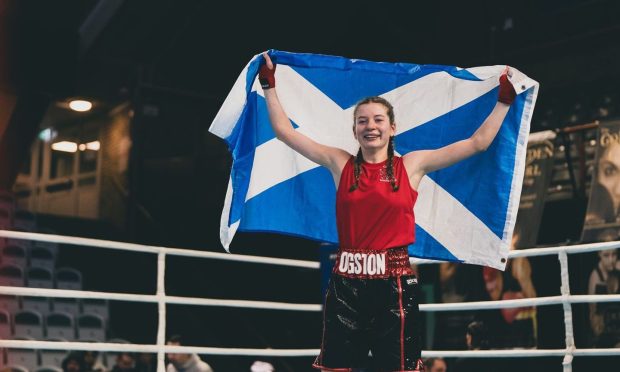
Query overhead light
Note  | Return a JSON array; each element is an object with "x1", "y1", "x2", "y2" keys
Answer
[
  {"x1": 85, "y1": 141, "x2": 100, "y2": 151},
  {"x1": 51, "y1": 141, "x2": 78, "y2": 153},
  {"x1": 69, "y1": 100, "x2": 92, "y2": 112},
  {"x1": 77, "y1": 141, "x2": 100, "y2": 151},
  {"x1": 38, "y1": 128, "x2": 58, "y2": 142}
]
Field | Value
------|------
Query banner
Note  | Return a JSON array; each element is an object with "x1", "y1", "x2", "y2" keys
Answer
[
  {"x1": 582, "y1": 120, "x2": 620, "y2": 242},
  {"x1": 515, "y1": 131, "x2": 556, "y2": 248}
]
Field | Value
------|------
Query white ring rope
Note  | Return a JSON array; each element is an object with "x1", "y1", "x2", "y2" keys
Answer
[
  {"x1": 1, "y1": 339, "x2": 619, "y2": 358},
  {"x1": 2, "y1": 285, "x2": 618, "y2": 311},
  {"x1": 156, "y1": 252, "x2": 166, "y2": 372},
  {"x1": 4, "y1": 229, "x2": 620, "y2": 265},
  {"x1": 2, "y1": 229, "x2": 620, "y2": 370},
  {"x1": 507, "y1": 241, "x2": 620, "y2": 257},
  {"x1": 559, "y1": 251, "x2": 576, "y2": 371},
  {"x1": 3, "y1": 229, "x2": 620, "y2": 265},
  {"x1": 0, "y1": 286, "x2": 322, "y2": 311},
  {"x1": 0, "y1": 230, "x2": 320, "y2": 269},
  {"x1": 0, "y1": 340, "x2": 320, "y2": 357}
]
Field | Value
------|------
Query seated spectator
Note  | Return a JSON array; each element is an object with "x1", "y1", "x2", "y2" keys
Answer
[
  {"x1": 166, "y1": 335, "x2": 214, "y2": 372},
  {"x1": 588, "y1": 248, "x2": 620, "y2": 347},
  {"x1": 136, "y1": 353, "x2": 155, "y2": 372},
  {"x1": 82, "y1": 351, "x2": 106, "y2": 372},
  {"x1": 453, "y1": 321, "x2": 502, "y2": 372},
  {"x1": 433, "y1": 262, "x2": 479, "y2": 350},
  {"x1": 111, "y1": 353, "x2": 138, "y2": 372},
  {"x1": 250, "y1": 361, "x2": 274, "y2": 372},
  {"x1": 62, "y1": 352, "x2": 87, "y2": 372},
  {"x1": 465, "y1": 321, "x2": 489, "y2": 351},
  {"x1": 423, "y1": 357, "x2": 447, "y2": 372},
  {"x1": 480, "y1": 228, "x2": 537, "y2": 348}
]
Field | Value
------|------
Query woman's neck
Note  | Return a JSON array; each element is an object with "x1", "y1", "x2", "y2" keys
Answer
[
  {"x1": 598, "y1": 262, "x2": 611, "y2": 280},
  {"x1": 361, "y1": 148, "x2": 388, "y2": 164}
]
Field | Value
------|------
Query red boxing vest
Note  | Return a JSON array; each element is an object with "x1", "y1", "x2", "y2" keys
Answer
[{"x1": 336, "y1": 156, "x2": 418, "y2": 251}]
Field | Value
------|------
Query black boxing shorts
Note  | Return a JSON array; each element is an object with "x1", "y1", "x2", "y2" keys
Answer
[{"x1": 312, "y1": 247, "x2": 424, "y2": 372}]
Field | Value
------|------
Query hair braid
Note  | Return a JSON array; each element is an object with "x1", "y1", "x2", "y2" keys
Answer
[
  {"x1": 386, "y1": 136, "x2": 399, "y2": 191},
  {"x1": 349, "y1": 148, "x2": 364, "y2": 192}
]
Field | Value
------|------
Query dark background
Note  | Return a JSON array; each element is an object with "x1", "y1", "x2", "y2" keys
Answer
[{"x1": 5, "y1": 0, "x2": 620, "y2": 371}]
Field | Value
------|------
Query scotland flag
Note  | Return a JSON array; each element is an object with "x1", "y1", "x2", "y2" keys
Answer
[{"x1": 209, "y1": 50, "x2": 538, "y2": 270}]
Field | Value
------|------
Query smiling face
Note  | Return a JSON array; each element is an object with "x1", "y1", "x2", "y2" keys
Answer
[
  {"x1": 598, "y1": 143, "x2": 620, "y2": 215},
  {"x1": 353, "y1": 100, "x2": 396, "y2": 154}
]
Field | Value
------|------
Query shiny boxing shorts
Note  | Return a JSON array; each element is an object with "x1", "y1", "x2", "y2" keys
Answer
[{"x1": 313, "y1": 247, "x2": 424, "y2": 372}]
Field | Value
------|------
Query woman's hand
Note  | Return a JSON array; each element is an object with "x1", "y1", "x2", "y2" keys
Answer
[
  {"x1": 498, "y1": 66, "x2": 516, "y2": 105},
  {"x1": 259, "y1": 52, "x2": 276, "y2": 89}
]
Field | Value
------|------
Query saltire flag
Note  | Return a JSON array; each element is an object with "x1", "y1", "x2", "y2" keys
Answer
[{"x1": 209, "y1": 50, "x2": 538, "y2": 270}]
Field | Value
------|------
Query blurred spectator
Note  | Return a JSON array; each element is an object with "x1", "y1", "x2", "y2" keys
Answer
[
  {"x1": 250, "y1": 360, "x2": 274, "y2": 372},
  {"x1": 454, "y1": 321, "x2": 502, "y2": 372},
  {"x1": 111, "y1": 353, "x2": 137, "y2": 372},
  {"x1": 82, "y1": 351, "x2": 106, "y2": 372},
  {"x1": 465, "y1": 321, "x2": 489, "y2": 351},
  {"x1": 166, "y1": 335, "x2": 214, "y2": 372},
  {"x1": 62, "y1": 352, "x2": 87, "y2": 372},
  {"x1": 433, "y1": 262, "x2": 480, "y2": 350},
  {"x1": 136, "y1": 353, "x2": 155, "y2": 372},
  {"x1": 588, "y1": 248, "x2": 620, "y2": 347},
  {"x1": 423, "y1": 357, "x2": 446, "y2": 372},
  {"x1": 480, "y1": 228, "x2": 537, "y2": 348},
  {"x1": 439, "y1": 262, "x2": 467, "y2": 303}
]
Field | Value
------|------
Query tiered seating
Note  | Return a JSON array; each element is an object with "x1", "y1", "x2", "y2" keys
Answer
[
  {"x1": 38, "y1": 347, "x2": 68, "y2": 370},
  {"x1": 0, "y1": 264, "x2": 25, "y2": 286},
  {"x1": 76, "y1": 314, "x2": 106, "y2": 342},
  {"x1": 0, "y1": 190, "x2": 14, "y2": 230},
  {"x1": 1, "y1": 245, "x2": 28, "y2": 268},
  {"x1": 13, "y1": 310, "x2": 44, "y2": 339},
  {"x1": 4, "y1": 347, "x2": 39, "y2": 372},
  {"x1": 34, "y1": 367, "x2": 62, "y2": 372},
  {"x1": 0, "y1": 192, "x2": 111, "y2": 371},
  {"x1": 45, "y1": 313, "x2": 75, "y2": 341},
  {"x1": 0, "y1": 309, "x2": 11, "y2": 339}
]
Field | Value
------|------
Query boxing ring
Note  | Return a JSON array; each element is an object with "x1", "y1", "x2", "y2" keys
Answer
[{"x1": 1, "y1": 229, "x2": 620, "y2": 372}]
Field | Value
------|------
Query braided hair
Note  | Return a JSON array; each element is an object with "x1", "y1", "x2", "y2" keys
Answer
[{"x1": 349, "y1": 96, "x2": 399, "y2": 192}]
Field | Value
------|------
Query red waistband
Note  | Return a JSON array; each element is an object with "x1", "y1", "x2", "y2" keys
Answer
[{"x1": 332, "y1": 246, "x2": 413, "y2": 279}]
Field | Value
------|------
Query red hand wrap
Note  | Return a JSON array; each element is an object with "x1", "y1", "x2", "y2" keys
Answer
[
  {"x1": 498, "y1": 72, "x2": 516, "y2": 105},
  {"x1": 259, "y1": 64, "x2": 276, "y2": 89}
]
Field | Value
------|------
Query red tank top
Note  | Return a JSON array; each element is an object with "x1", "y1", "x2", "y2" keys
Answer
[{"x1": 336, "y1": 156, "x2": 418, "y2": 250}]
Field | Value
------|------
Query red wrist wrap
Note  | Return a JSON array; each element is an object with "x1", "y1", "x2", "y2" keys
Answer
[
  {"x1": 259, "y1": 64, "x2": 276, "y2": 89},
  {"x1": 498, "y1": 73, "x2": 516, "y2": 105}
]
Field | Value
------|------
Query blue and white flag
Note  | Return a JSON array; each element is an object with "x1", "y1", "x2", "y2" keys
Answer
[{"x1": 209, "y1": 50, "x2": 538, "y2": 270}]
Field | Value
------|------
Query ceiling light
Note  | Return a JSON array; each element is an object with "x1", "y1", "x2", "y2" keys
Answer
[
  {"x1": 51, "y1": 141, "x2": 78, "y2": 153},
  {"x1": 85, "y1": 141, "x2": 100, "y2": 151},
  {"x1": 38, "y1": 128, "x2": 57, "y2": 142},
  {"x1": 69, "y1": 100, "x2": 92, "y2": 112}
]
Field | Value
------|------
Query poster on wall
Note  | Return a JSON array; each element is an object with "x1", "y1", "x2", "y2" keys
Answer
[
  {"x1": 582, "y1": 120, "x2": 620, "y2": 243},
  {"x1": 515, "y1": 130, "x2": 556, "y2": 248}
]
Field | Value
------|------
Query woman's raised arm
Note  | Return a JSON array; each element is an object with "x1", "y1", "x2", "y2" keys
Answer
[
  {"x1": 260, "y1": 53, "x2": 350, "y2": 176},
  {"x1": 403, "y1": 69, "x2": 516, "y2": 188}
]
